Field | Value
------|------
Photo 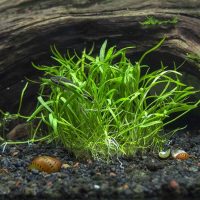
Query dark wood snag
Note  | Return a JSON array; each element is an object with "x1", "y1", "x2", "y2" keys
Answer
[{"x1": 0, "y1": 0, "x2": 199, "y2": 121}]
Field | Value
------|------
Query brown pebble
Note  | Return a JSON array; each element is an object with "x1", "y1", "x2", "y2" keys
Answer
[
  {"x1": 109, "y1": 172, "x2": 117, "y2": 177},
  {"x1": 0, "y1": 168, "x2": 9, "y2": 174},
  {"x1": 11, "y1": 151, "x2": 19, "y2": 157},
  {"x1": 169, "y1": 179, "x2": 180, "y2": 192},
  {"x1": 15, "y1": 180, "x2": 21, "y2": 187},
  {"x1": 47, "y1": 181, "x2": 53, "y2": 188},
  {"x1": 73, "y1": 162, "x2": 80, "y2": 168},
  {"x1": 120, "y1": 183, "x2": 129, "y2": 190},
  {"x1": 87, "y1": 159, "x2": 93, "y2": 164}
]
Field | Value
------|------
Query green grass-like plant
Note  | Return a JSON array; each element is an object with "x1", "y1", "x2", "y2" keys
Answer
[
  {"x1": 2, "y1": 38, "x2": 199, "y2": 161},
  {"x1": 140, "y1": 16, "x2": 178, "y2": 26}
]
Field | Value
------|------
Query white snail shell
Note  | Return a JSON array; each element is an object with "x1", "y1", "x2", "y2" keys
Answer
[{"x1": 158, "y1": 149, "x2": 171, "y2": 159}]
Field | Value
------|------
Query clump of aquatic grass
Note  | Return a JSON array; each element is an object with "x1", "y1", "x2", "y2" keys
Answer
[{"x1": 2, "y1": 38, "x2": 199, "y2": 161}]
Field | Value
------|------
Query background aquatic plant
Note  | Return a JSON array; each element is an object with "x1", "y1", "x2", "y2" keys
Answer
[
  {"x1": 186, "y1": 53, "x2": 200, "y2": 63},
  {"x1": 2, "y1": 38, "x2": 199, "y2": 161},
  {"x1": 140, "y1": 16, "x2": 178, "y2": 26}
]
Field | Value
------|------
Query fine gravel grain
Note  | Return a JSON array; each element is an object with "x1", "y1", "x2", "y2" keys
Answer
[{"x1": 0, "y1": 130, "x2": 200, "y2": 200}]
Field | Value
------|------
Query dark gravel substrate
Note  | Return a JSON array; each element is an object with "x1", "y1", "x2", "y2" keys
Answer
[{"x1": 0, "y1": 130, "x2": 200, "y2": 200}]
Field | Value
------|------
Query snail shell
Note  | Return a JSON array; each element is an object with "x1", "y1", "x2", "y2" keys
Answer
[
  {"x1": 28, "y1": 156, "x2": 62, "y2": 173},
  {"x1": 172, "y1": 150, "x2": 190, "y2": 160},
  {"x1": 158, "y1": 149, "x2": 171, "y2": 159}
]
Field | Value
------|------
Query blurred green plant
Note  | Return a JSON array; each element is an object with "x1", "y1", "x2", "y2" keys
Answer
[
  {"x1": 0, "y1": 110, "x2": 18, "y2": 140},
  {"x1": 1, "y1": 38, "x2": 199, "y2": 161},
  {"x1": 186, "y1": 53, "x2": 200, "y2": 63},
  {"x1": 140, "y1": 16, "x2": 178, "y2": 26}
]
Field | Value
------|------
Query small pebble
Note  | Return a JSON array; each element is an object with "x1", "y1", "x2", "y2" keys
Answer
[
  {"x1": 109, "y1": 172, "x2": 117, "y2": 177},
  {"x1": 169, "y1": 179, "x2": 180, "y2": 193},
  {"x1": 62, "y1": 163, "x2": 71, "y2": 169},
  {"x1": 94, "y1": 184, "x2": 100, "y2": 189}
]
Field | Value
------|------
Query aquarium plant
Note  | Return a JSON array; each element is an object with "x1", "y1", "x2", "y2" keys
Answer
[
  {"x1": 1, "y1": 38, "x2": 199, "y2": 161},
  {"x1": 186, "y1": 53, "x2": 200, "y2": 63},
  {"x1": 140, "y1": 16, "x2": 178, "y2": 26}
]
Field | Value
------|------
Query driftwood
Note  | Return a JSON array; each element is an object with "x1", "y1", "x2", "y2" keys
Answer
[{"x1": 0, "y1": 0, "x2": 200, "y2": 113}]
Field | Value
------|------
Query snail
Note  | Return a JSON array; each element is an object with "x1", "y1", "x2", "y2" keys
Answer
[
  {"x1": 158, "y1": 148, "x2": 171, "y2": 159},
  {"x1": 28, "y1": 156, "x2": 62, "y2": 173},
  {"x1": 7, "y1": 123, "x2": 31, "y2": 140},
  {"x1": 171, "y1": 149, "x2": 190, "y2": 160}
]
